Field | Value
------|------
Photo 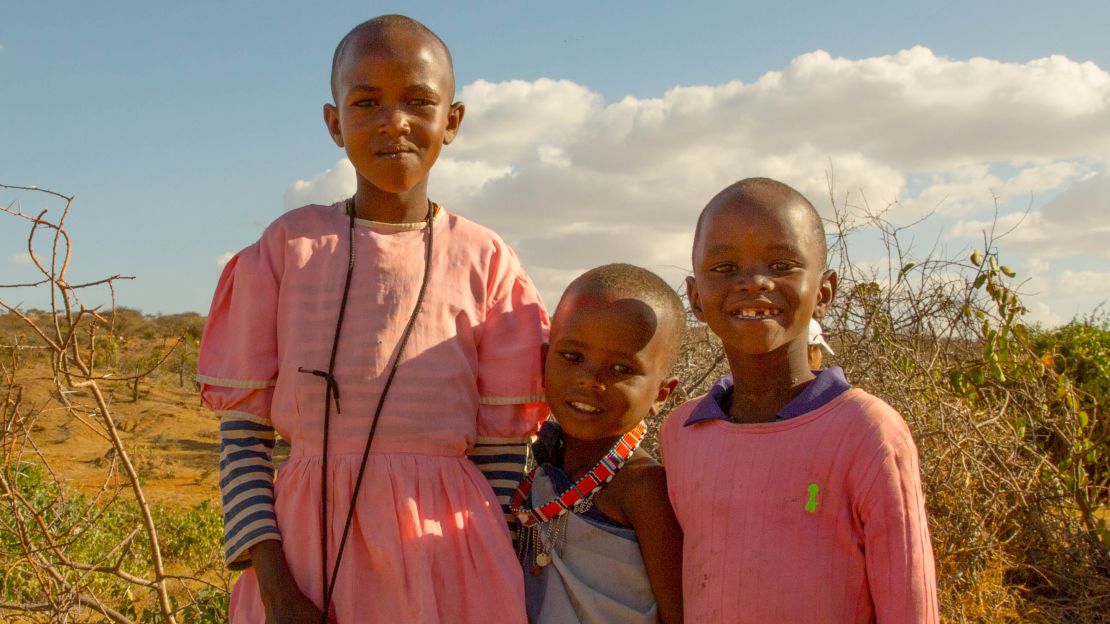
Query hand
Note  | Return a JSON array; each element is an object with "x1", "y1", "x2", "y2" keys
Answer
[
  {"x1": 263, "y1": 587, "x2": 332, "y2": 624},
  {"x1": 250, "y1": 540, "x2": 335, "y2": 624}
]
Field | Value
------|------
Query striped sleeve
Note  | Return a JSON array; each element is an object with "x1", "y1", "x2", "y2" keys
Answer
[
  {"x1": 219, "y1": 410, "x2": 279, "y2": 569},
  {"x1": 468, "y1": 436, "x2": 530, "y2": 523}
]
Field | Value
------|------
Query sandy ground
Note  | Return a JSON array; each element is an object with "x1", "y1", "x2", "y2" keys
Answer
[{"x1": 9, "y1": 361, "x2": 226, "y2": 509}]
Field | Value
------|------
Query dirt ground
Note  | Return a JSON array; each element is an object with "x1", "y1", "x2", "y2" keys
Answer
[{"x1": 10, "y1": 361, "x2": 226, "y2": 509}]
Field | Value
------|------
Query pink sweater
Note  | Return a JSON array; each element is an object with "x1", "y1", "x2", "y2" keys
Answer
[{"x1": 660, "y1": 380, "x2": 938, "y2": 623}]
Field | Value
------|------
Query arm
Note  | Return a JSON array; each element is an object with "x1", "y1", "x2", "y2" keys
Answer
[
  {"x1": 210, "y1": 391, "x2": 324, "y2": 621},
  {"x1": 249, "y1": 541, "x2": 329, "y2": 623},
  {"x1": 621, "y1": 462, "x2": 684, "y2": 624},
  {"x1": 472, "y1": 245, "x2": 549, "y2": 523},
  {"x1": 214, "y1": 394, "x2": 280, "y2": 569},
  {"x1": 859, "y1": 429, "x2": 939, "y2": 624},
  {"x1": 199, "y1": 243, "x2": 326, "y2": 621},
  {"x1": 467, "y1": 431, "x2": 531, "y2": 522}
]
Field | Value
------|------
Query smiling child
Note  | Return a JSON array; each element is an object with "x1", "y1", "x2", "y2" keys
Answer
[
  {"x1": 199, "y1": 15, "x2": 548, "y2": 623},
  {"x1": 514, "y1": 263, "x2": 684, "y2": 624},
  {"x1": 660, "y1": 178, "x2": 938, "y2": 622}
]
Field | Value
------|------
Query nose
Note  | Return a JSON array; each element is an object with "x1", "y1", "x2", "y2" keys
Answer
[
  {"x1": 576, "y1": 363, "x2": 606, "y2": 391},
  {"x1": 734, "y1": 269, "x2": 773, "y2": 293},
  {"x1": 378, "y1": 105, "x2": 411, "y2": 136}
]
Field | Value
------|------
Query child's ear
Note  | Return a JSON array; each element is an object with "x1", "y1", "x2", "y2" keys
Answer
[
  {"x1": 323, "y1": 103, "x2": 344, "y2": 148},
  {"x1": 648, "y1": 377, "x2": 680, "y2": 417},
  {"x1": 442, "y1": 101, "x2": 465, "y2": 145},
  {"x1": 813, "y1": 269, "x2": 838, "y2": 319},
  {"x1": 685, "y1": 276, "x2": 705, "y2": 322}
]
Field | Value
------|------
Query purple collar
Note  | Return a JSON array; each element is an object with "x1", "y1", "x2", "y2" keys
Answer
[{"x1": 683, "y1": 366, "x2": 852, "y2": 426}]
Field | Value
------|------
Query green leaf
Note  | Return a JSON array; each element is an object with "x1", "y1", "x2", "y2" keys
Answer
[
  {"x1": 896, "y1": 263, "x2": 915, "y2": 284},
  {"x1": 970, "y1": 250, "x2": 984, "y2": 266},
  {"x1": 990, "y1": 362, "x2": 1005, "y2": 382},
  {"x1": 1000, "y1": 265, "x2": 1016, "y2": 278}
]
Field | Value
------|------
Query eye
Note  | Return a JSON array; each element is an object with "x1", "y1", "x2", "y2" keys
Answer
[
  {"x1": 770, "y1": 260, "x2": 792, "y2": 271},
  {"x1": 611, "y1": 363, "x2": 635, "y2": 375},
  {"x1": 709, "y1": 263, "x2": 736, "y2": 274},
  {"x1": 352, "y1": 98, "x2": 379, "y2": 108},
  {"x1": 558, "y1": 351, "x2": 582, "y2": 363},
  {"x1": 409, "y1": 98, "x2": 435, "y2": 107}
]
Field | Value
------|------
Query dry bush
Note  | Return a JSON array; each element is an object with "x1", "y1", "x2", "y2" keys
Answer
[
  {"x1": 1, "y1": 185, "x2": 224, "y2": 623},
  {"x1": 653, "y1": 186, "x2": 1109, "y2": 623}
]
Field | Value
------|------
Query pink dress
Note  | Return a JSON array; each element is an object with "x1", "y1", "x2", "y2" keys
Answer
[{"x1": 198, "y1": 202, "x2": 548, "y2": 623}]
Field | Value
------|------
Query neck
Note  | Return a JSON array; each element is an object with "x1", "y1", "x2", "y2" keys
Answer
[
  {"x1": 353, "y1": 179, "x2": 431, "y2": 223},
  {"x1": 725, "y1": 341, "x2": 814, "y2": 424},
  {"x1": 560, "y1": 433, "x2": 623, "y2": 481}
]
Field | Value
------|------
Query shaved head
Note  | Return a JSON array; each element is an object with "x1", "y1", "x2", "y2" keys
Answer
[
  {"x1": 694, "y1": 177, "x2": 827, "y2": 267},
  {"x1": 556, "y1": 263, "x2": 686, "y2": 371},
  {"x1": 330, "y1": 15, "x2": 455, "y2": 102}
]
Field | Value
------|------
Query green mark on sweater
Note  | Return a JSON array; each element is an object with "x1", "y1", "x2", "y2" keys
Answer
[{"x1": 805, "y1": 483, "x2": 819, "y2": 513}]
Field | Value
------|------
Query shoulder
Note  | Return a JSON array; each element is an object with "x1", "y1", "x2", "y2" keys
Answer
[
  {"x1": 612, "y1": 454, "x2": 669, "y2": 516},
  {"x1": 832, "y1": 388, "x2": 916, "y2": 453},
  {"x1": 443, "y1": 211, "x2": 508, "y2": 249},
  {"x1": 621, "y1": 455, "x2": 667, "y2": 492},
  {"x1": 659, "y1": 395, "x2": 706, "y2": 441},
  {"x1": 443, "y1": 211, "x2": 524, "y2": 267},
  {"x1": 827, "y1": 388, "x2": 925, "y2": 496},
  {"x1": 258, "y1": 203, "x2": 343, "y2": 245}
]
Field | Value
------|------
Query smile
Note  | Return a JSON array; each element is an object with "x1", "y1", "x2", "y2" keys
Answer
[
  {"x1": 730, "y1": 307, "x2": 782, "y2": 320},
  {"x1": 567, "y1": 401, "x2": 603, "y2": 414}
]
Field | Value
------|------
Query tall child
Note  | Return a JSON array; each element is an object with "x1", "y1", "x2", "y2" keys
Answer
[
  {"x1": 198, "y1": 15, "x2": 547, "y2": 623},
  {"x1": 515, "y1": 264, "x2": 684, "y2": 623},
  {"x1": 661, "y1": 178, "x2": 938, "y2": 622}
]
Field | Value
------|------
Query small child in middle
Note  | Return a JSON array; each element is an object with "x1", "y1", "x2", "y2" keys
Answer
[{"x1": 512, "y1": 263, "x2": 685, "y2": 624}]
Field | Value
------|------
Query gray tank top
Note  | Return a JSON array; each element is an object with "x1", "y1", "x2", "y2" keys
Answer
[{"x1": 522, "y1": 466, "x2": 658, "y2": 624}]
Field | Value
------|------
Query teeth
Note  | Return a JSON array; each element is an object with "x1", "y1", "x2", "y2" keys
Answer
[
  {"x1": 569, "y1": 401, "x2": 601, "y2": 413},
  {"x1": 734, "y1": 308, "x2": 778, "y2": 318}
]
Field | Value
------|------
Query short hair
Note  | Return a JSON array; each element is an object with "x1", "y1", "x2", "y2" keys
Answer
[
  {"x1": 694, "y1": 177, "x2": 827, "y2": 267},
  {"x1": 330, "y1": 15, "x2": 455, "y2": 102},
  {"x1": 555, "y1": 263, "x2": 686, "y2": 372}
]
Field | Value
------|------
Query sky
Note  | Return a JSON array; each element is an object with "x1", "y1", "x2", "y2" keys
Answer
[{"x1": 2, "y1": 1, "x2": 1109, "y2": 327}]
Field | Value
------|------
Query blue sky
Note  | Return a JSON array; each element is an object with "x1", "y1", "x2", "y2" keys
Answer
[{"x1": 2, "y1": 1, "x2": 1109, "y2": 325}]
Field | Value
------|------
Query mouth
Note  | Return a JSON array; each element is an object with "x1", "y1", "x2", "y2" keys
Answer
[
  {"x1": 376, "y1": 144, "x2": 416, "y2": 157},
  {"x1": 566, "y1": 400, "x2": 604, "y2": 415},
  {"x1": 729, "y1": 305, "x2": 782, "y2": 321}
]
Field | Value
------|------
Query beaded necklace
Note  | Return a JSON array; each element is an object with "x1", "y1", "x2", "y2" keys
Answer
[{"x1": 511, "y1": 421, "x2": 646, "y2": 572}]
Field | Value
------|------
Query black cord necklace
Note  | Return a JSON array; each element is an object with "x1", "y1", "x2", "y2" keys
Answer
[{"x1": 298, "y1": 196, "x2": 435, "y2": 622}]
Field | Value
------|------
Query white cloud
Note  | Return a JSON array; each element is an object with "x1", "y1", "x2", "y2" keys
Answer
[
  {"x1": 1039, "y1": 171, "x2": 1110, "y2": 229},
  {"x1": 216, "y1": 252, "x2": 234, "y2": 269},
  {"x1": 1054, "y1": 270, "x2": 1110, "y2": 294},
  {"x1": 9, "y1": 252, "x2": 35, "y2": 266},
  {"x1": 284, "y1": 159, "x2": 355, "y2": 211},
  {"x1": 1024, "y1": 302, "x2": 1062, "y2": 328},
  {"x1": 287, "y1": 47, "x2": 1110, "y2": 318},
  {"x1": 428, "y1": 158, "x2": 512, "y2": 206}
]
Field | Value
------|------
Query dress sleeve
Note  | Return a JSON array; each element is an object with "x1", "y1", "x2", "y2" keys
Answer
[
  {"x1": 197, "y1": 243, "x2": 280, "y2": 390},
  {"x1": 468, "y1": 246, "x2": 549, "y2": 520},
  {"x1": 857, "y1": 415, "x2": 940, "y2": 623},
  {"x1": 198, "y1": 244, "x2": 283, "y2": 569}
]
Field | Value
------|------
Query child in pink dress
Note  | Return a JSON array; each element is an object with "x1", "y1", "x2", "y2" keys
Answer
[
  {"x1": 661, "y1": 178, "x2": 938, "y2": 623},
  {"x1": 198, "y1": 15, "x2": 547, "y2": 623}
]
